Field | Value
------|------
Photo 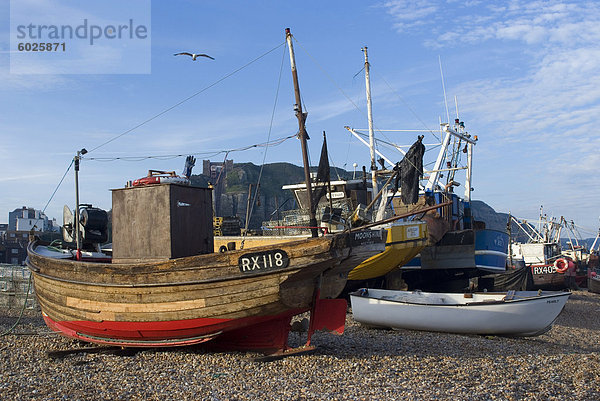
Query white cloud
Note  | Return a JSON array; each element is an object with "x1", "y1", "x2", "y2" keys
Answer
[
  {"x1": 382, "y1": 0, "x2": 439, "y2": 32},
  {"x1": 385, "y1": 1, "x2": 600, "y2": 47},
  {"x1": 382, "y1": 1, "x2": 600, "y2": 224},
  {"x1": 0, "y1": 173, "x2": 54, "y2": 182},
  {"x1": 8, "y1": 0, "x2": 150, "y2": 75}
]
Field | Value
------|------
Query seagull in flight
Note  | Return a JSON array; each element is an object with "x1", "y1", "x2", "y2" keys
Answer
[{"x1": 174, "y1": 52, "x2": 215, "y2": 61}]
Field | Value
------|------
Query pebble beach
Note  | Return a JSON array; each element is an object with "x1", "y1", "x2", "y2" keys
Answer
[{"x1": 1, "y1": 290, "x2": 599, "y2": 401}]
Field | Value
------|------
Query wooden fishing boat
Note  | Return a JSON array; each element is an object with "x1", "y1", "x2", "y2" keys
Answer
[
  {"x1": 28, "y1": 224, "x2": 383, "y2": 350},
  {"x1": 25, "y1": 28, "x2": 387, "y2": 353},
  {"x1": 350, "y1": 288, "x2": 570, "y2": 336},
  {"x1": 509, "y1": 214, "x2": 592, "y2": 290}
]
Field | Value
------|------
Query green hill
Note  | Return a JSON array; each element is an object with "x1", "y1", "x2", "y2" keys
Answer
[
  {"x1": 191, "y1": 162, "x2": 353, "y2": 229},
  {"x1": 192, "y1": 162, "x2": 509, "y2": 231}
]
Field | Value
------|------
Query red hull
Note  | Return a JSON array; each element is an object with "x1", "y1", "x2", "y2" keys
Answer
[{"x1": 43, "y1": 307, "x2": 307, "y2": 349}]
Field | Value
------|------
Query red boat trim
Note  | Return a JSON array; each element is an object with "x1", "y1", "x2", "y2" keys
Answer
[{"x1": 42, "y1": 307, "x2": 308, "y2": 349}]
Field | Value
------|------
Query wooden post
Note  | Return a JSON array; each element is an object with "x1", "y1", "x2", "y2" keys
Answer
[
  {"x1": 286, "y1": 28, "x2": 318, "y2": 238},
  {"x1": 73, "y1": 148, "x2": 87, "y2": 260},
  {"x1": 362, "y1": 46, "x2": 378, "y2": 196},
  {"x1": 244, "y1": 184, "x2": 253, "y2": 234}
]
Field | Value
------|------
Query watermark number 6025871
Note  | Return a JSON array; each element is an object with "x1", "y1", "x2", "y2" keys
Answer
[
  {"x1": 17, "y1": 43, "x2": 66, "y2": 52},
  {"x1": 10, "y1": 0, "x2": 150, "y2": 74}
]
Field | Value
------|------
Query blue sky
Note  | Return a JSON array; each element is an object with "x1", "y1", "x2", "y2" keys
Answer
[{"x1": 1, "y1": 0, "x2": 599, "y2": 238}]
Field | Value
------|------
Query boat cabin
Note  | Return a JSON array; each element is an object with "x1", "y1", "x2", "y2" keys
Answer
[
  {"x1": 282, "y1": 179, "x2": 373, "y2": 211},
  {"x1": 111, "y1": 183, "x2": 213, "y2": 263},
  {"x1": 513, "y1": 242, "x2": 560, "y2": 265},
  {"x1": 270, "y1": 179, "x2": 374, "y2": 234}
]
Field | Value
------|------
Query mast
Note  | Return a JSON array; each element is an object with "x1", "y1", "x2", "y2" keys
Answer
[
  {"x1": 462, "y1": 121, "x2": 473, "y2": 229},
  {"x1": 426, "y1": 123, "x2": 476, "y2": 193},
  {"x1": 73, "y1": 148, "x2": 87, "y2": 260},
  {"x1": 590, "y1": 227, "x2": 600, "y2": 252},
  {"x1": 362, "y1": 46, "x2": 378, "y2": 196},
  {"x1": 425, "y1": 124, "x2": 451, "y2": 193},
  {"x1": 286, "y1": 28, "x2": 319, "y2": 238}
]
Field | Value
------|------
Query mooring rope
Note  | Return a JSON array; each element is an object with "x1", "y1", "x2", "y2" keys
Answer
[{"x1": 86, "y1": 41, "x2": 286, "y2": 154}]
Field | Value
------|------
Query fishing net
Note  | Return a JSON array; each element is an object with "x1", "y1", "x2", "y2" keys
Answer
[{"x1": 398, "y1": 136, "x2": 425, "y2": 204}]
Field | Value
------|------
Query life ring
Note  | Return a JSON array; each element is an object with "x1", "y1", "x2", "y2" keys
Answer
[
  {"x1": 218, "y1": 245, "x2": 228, "y2": 253},
  {"x1": 554, "y1": 258, "x2": 569, "y2": 273}
]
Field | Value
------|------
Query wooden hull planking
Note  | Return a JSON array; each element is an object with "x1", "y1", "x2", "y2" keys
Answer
[{"x1": 28, "y1": 230, "x2": 384, "y2": 348}]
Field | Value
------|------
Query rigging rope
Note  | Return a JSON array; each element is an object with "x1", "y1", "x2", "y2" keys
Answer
[
  {"x1": 84, "y1": 133, "x2": 297, "y2": 162},
  {"x1": 292, "y1": 37, "x2": 388, "y2": 169},
  {"x1": 41, "y1": 159, "x2": 74, "y2": 213},
  {"x1": 35, "y1": 41, "x2": 288, "y2": 240},
  {"x1": 373, "y1": 69, "x2": 441, "y2": 143},
  {"x1": 86, "y1": 41, "x2": 286, "y2": 154},
  {"x1": 293, "y1": 36, "x2": 437, "y2": 178},
  {"x1": 241, "y1": 44, "x2": 288, "y2": 248}
]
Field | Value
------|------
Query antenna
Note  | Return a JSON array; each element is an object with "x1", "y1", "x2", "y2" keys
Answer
[
  {"x1": 439, "y1": 56, "x2": 450, "y2": 124},
  {"x1": 454, "y1": 95, "x2": 459, "y2": 120}
]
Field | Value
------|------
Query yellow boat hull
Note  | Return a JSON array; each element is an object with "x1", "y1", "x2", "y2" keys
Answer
[{"x1": 348, "y1": 222, "x2": 428, "y2": 280}]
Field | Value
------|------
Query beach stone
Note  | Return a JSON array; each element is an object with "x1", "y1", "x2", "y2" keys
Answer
[{"x1": 0, "y1": 290, "x2": 599, "y2": 400}]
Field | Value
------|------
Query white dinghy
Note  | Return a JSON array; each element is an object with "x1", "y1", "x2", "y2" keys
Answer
[{"x1": 350, "y1": 288, "x2": 570, "y2": 337}]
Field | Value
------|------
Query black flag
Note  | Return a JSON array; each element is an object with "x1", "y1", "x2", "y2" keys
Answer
[
  {"x1": 311, "y1": 133, "x2": 331, "y2": 209},
  {"x1": 399, "y1": 135, "x2": 425, "y2": 204}
]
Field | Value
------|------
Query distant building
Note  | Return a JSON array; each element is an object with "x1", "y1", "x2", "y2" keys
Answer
[
  {"x1": 202, "y1": 159, "x2": 233, "y2": 216},
  {"x1": 8, "y1": 206, "x2": 58, "y2": 232},
  {"x1": 2, "y1": 232, "x2": 28, "y2": 265},
  {"x1": 203, "y1": 159, "x2": 233, "y2": 181},
  {"x1": 0, "y1": 224, "x2": 7, "y2": 263},
  {"x1": 2, "y1": 207, "x2": 58, "y2": 265},
  {"x1": 0, "y1": 223, "x2": 7, "y2": 241}
]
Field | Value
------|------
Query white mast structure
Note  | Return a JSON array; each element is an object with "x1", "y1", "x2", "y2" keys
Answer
[
  {"x1": 590, "y1": 225, "x2": 600, "y2": 252},
  {"x1": 362, "y1": 46, "x2": 378, "y2": 196},
  {"x1": 425, "y1": 122, "x2": 476, "y2": 192},
  {"x1": 345, "y1": 53, "x2": 477, "y2": 224}
]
